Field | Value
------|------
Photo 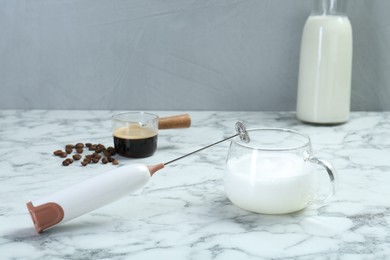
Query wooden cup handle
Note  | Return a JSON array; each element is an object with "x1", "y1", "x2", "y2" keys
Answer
[{"x1": 158, "y1": 114, "x2": 191, "y2": 130}]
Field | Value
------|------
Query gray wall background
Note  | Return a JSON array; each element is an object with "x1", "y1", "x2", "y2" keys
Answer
[{"x1": 0, "y1": 0, "x2": 389, "y2": 111}]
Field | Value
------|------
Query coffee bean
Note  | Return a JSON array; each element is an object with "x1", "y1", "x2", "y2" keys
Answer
[
  {"x1": 85, "y1": 154, "x2": 93, "y2": 159},
  {"x1": 85, "y1": 143, "x2": 92, "y2": 148},
  {"x1": 65, "y1": 144, "x2": 74, "y2": 149},
  {"x1": 65, "y1": 158, "x2": 74, "y2": 164},
  {"x1": 65, "y1": 147, "x2": 73, "y2": 154},
  {"x1": 102, "y1": 158, "x2": 108, "y2": 164},
  {"x1": 76, "y1": 148, "x2": 83, "y2": 154},
  {"x1": 84, "y1": 157, "x2": 91, "y2": 163},
  {"x1": 89, "y1": 144, "x2": 96, "y2": 151},
  {"x1": 107, "y1": 157, "x2": 114, "y2": 162},
  {"x1": 92, "y1": 157, "x2": 100, "y2": 163},
  {"x1": 60, "y1": 152, "x2": 68, "y2": 158},
  {"x1": 62, "y1": 160, "x2": 70, "y2": 166},
  {"x1": 107, "y1": 147, "x2": 116, "y2": 156},
  {"x1": 81, "y1": 161, "x2": 88, "y2": 166},
  {"x1": 112, "y1": 159, "x2": 119, "y2": 165},
  {"x1": 73, "y1": 154, "x2": 82, "y2": 160},
  {"x1": 102, "y1": 149, "x2": 111, "y2": 157},
  {"x1": 95, "y1": 144, "x2": 105, "y2": 153},
  {"x1": 53, "y1": 150, "x2": 63, "y2": 156},
  {"x1": 75, "y1": 143, "x2": 84, "y2": 149}
]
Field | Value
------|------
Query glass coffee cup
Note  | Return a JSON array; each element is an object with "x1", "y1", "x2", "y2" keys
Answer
[
  {"x1": 224, "y1": 128, "x2": 336, "y2": 214},
  {"x1": 112, "y1": 112, "x2": 159, "y2": 158}
]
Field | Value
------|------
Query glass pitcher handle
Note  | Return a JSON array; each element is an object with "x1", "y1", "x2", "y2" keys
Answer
[{"x1": 308, "y1": 156, "x2": 337, "y2": 204}]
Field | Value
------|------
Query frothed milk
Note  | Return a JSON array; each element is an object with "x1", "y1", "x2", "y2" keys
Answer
[{"x1": 224, "y1": 153, "x2": 315, "y2": 214}]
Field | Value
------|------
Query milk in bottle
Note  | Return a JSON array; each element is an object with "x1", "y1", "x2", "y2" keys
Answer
[{"x1": 297, "y1": 0, "x2": 352, "y2": 124}]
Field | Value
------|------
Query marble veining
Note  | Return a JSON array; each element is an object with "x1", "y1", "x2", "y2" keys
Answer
[{"x1": 1, "y1": 110, "x2": 390, "y2": 259}]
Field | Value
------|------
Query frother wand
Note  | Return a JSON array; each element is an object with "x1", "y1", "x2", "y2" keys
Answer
[{"x1": 27, "y1": 122, "x2": 249, "y2": 233}]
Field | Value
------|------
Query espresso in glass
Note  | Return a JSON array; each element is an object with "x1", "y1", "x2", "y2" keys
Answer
[
  {"x1": 112, "y1": 112, "x2": 159, "y2": 158},
  {"x1": 113, "y1": 125, "x2": 157, "y2": 158}
]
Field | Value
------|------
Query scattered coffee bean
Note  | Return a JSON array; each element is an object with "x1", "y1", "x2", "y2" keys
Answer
[
  {"x1": 112, "y1": 159, "x2": 119, "y2": 165},
  {"x1": 92, "y1": 157, "x2": 100, "y2": 163},
  {"x1": 53, "y1": 150, "x2": 63, "y2": 156},
  {"x1": 107, "y1": 147, "x2": 116, "y2": 156},
  {"x1": 83, "y1": 157, "x2": 91, "y2": 163},
  {"x1": 55, "y1": 142, "x2": 119, "y2": 167},
  {"x1": 62, "y1": 160, "x2": 70, "y2": 166},
  {"x1": 62, "y1": 158, "x2": 73, "y2": 166},
  {"x1": 75, "y1": 143, "x2": 84, "y2": 149},
  {"x1": 65, "y1": 158, "x2": 74, "y2": 164},
  {"x1": 73, "y1": 154, "x2": 82, "y2": 160},
  {"x1": 96, "y1": 144, "x2": 105, "y2": 153}
]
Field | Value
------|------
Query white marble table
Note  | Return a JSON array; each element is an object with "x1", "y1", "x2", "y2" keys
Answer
[{"x1": 1, "y1": 110, "x2": 390, "y2": 259}]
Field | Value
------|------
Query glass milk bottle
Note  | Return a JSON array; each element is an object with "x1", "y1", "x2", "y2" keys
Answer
[{"x1": 296, "y1": 0, "x2": 352, "y2": 124}]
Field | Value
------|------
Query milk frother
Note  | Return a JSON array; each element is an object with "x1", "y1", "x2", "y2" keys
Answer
[{"x1": 27, "y1": 122, "x2": 249, "y2": 233}]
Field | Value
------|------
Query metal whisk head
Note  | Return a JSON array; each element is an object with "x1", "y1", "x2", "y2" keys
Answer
[{"x1": 235, "y1": 121, "x2": 250, "y2": 143}]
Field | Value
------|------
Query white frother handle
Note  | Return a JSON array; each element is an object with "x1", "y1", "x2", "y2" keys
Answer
[{"x1": 27, "y1": 164, "x2": 151, "y2": 233}]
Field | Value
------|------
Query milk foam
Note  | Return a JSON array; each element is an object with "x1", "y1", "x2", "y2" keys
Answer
[{"x1": 224, "y1": 153, "x2": 315, "y2": 214}]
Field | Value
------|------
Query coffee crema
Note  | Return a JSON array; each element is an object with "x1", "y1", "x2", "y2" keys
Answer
[{"x1": 113, "y1": 125, "x2": 157, "y2": 158}]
